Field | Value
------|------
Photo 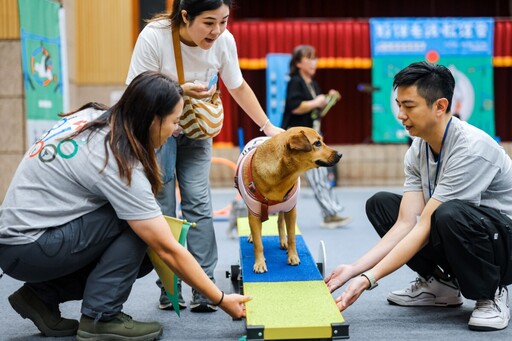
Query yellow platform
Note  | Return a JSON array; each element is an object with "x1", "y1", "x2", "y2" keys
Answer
[{"x1": 236, "y1": 214, "x2": 301, "y2": 237}]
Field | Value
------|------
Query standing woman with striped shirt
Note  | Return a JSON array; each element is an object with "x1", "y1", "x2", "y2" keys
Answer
[{"x1": 282, "y1": 44, "x2": 351, "y2": 228}]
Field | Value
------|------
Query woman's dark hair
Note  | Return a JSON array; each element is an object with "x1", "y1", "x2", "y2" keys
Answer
[
  {"x1": 289, "y1": 45, "x2": 316, "y2": 76},
  {"x1": 149, "y1": 0, "x2": 233, "y2": 29},
  {"x1": 393, "y1": 61, "x2": 455, "y2": 112},
  {"x1": 61, "y1": 71, "x2": 183, "y2": 194}
]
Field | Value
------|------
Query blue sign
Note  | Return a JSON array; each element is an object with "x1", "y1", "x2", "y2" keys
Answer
[
  {"x1": 370, "y1": 18, "x2": 493, "y2": 56},
  {"x1": 266, "y1": 53, "x2": 291, "y2": 128}
]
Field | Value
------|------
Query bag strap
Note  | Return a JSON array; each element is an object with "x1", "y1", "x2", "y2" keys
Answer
[{"x1": 172, "y1": 27, "x2": 185, "y2": 85}]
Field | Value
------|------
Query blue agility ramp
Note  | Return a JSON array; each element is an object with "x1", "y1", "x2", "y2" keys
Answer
[{"x1": 240, "y1": 235, "x2": 323, "y2": 283}]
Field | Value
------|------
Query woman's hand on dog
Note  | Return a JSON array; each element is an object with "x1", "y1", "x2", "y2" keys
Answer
[
  {"x1": 219, "y1": 293, "x2": 252, "y2": 319},
  {"x1": 262, "y1": 122, "x2": 285, "y2": 136},
  {"x1": 324, "y1": 264, "x2": 356, "y2": 293}
]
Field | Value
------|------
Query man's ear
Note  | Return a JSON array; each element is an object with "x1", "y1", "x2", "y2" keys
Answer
[
  {"x1": 436, "y1": 98, "x2": 449, "y2": 113},
  {"x1": 287, "y1": 130, "x2": 312, "y2": 152}
]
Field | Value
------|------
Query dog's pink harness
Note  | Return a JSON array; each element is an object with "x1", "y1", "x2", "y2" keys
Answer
[{"x1": 234, "y1": 137, "x2": 300, "y2": 222}]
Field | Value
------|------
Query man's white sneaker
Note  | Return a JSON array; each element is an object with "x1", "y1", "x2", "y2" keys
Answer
[
  {"x1": 468, "y1": 287, "x2": 510, "y2": 331},
  {"x1": 387, "y1": 276, "x2": 463, "y2": 307}
]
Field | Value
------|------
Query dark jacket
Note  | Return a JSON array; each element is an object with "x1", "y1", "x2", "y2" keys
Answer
[{"x1": 281, "y1": 74, "x2": 321, "y2": 129}]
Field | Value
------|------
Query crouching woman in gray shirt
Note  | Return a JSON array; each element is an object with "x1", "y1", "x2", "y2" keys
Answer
[{"x1": 0, "y1": 70, "x2": 250, "y2": 340}]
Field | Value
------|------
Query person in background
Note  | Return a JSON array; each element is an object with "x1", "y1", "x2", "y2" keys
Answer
[
  {"x1": 0, "y1": 71, "x2": 250, "y2": 340},
  {"x1": 325, "y1": 61, "x2": 512, "y2": 331},
  {"x1": 127, "y1": 0, "x2": 283, "y2": 313},
  {"x1": 281, "y1": 44, "x2": 351, "y2": 229}
]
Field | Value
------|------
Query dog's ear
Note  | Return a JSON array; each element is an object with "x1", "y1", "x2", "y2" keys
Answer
[{"x1": 287, "y1": 130, "x2": 312, "y2": 152}]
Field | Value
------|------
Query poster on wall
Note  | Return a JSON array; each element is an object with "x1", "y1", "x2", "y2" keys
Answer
[
  {"x1": 19, "y1": 0, "x2": 69, "y2": 145},
  {"x1": 266, "y1": 53, "x2": 291, "y2": 128},
  {"x1": 370, "y1": 18, "x2": 494, "y2": 143}
]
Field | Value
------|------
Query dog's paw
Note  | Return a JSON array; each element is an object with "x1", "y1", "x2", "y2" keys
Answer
[
  {"x1": 253, "y1": 262, "x2": 268, "y2": 273},
  {"x1": 288, "y1": 255, "x2": 300, "y2": 266},
  {"x1": 280, "y1": 240, "x2": 288, "y2": 250},
  {"x1": 247, "y1": 234, "x2": 253, "y2": 243}
]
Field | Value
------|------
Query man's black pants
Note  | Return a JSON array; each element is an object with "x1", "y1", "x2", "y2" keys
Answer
[{"x1": 366, "y1": 192, "x2": 512, "y2": 300}]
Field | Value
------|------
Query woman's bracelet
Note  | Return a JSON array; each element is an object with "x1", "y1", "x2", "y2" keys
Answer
[
  {"x1": 214, "y1": 290, "x2": 225, "y2": 306},
  {"x1": 259, "y1": 118, "x2": 270, "y2": 132}
]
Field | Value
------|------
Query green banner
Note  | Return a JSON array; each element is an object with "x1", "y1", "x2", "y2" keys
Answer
[
  {"x1": 19, "y1": 0, "x2": 63, "y2": 123},
  {"x1": 370, "y1": 18, "x2": 495, "y2": 143},
  {"x1": 372, "y1": 56, "x2": 495, "y2": 142}
]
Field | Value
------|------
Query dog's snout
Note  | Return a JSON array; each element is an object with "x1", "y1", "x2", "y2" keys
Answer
[
  {"x1": 334, "y1": 152, "x2": 342, "y2": 162},
  {"x1": 315, "y1": 150, "x2": 342, "y2": 167}
]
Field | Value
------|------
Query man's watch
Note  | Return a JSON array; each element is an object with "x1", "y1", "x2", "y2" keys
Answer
[{"x1": 361, "y1": 271, "x2": 378, "y2": 290}]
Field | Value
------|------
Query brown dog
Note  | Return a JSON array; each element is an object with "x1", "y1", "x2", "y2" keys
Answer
[{"x1": 234, "y1": 127, "x2": 342, "y2": 273}]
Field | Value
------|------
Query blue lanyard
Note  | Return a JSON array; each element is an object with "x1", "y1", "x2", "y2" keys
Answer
[{"x1": 426, "y1": 117, "x2": 453, "y2": 198}]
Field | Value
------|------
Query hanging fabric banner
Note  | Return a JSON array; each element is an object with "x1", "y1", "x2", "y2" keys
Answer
[
  {"x1": 266, "y1": 53, "x2": 291, "y2": 128},
  {"x1": 19, "y1": 0, "x2": 68, "y2": 145},
  {"x1": 370, "y1": 18, "x2": 495, "y2": 143}
]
